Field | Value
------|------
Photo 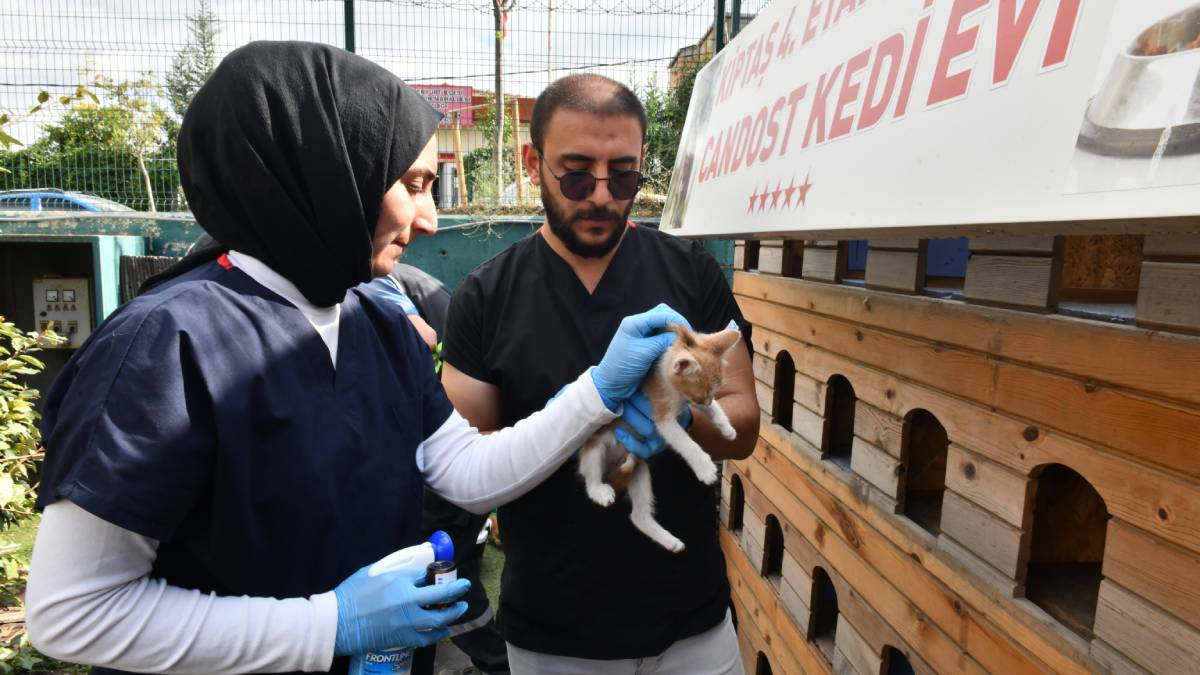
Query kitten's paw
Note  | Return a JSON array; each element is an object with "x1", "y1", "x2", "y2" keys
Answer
[
  {"x1": 587, "y1": 484, "x2": 617, "y2": 507},
  {"x1": 694, "y1": 461, "x2": 719, "y2": 485},
  {"x1": 661, "y1": 536, "x2": 685, "y2": 553}
]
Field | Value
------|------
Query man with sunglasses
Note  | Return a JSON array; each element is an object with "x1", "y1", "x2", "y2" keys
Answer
[{"x1": 441, "y1": 74, "x2": 759, "y2": 674}]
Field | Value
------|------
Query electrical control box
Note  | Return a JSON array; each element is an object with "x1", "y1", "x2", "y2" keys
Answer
[{"x1": 32, "y1": 277, "x2": 92, "y2": 348}]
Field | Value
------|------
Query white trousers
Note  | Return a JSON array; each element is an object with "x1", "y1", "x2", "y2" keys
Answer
[{"x1": 505, "y1": 610, "x2": 745, "y2": 675}]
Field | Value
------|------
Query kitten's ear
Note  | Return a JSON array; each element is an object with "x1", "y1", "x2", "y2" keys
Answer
[
  {"x1": 666, "y1": 323, "x2": 695, "y2": 347},
  {"x1": 673, "y1": 354, "x2": 699, "y2": 376},
  {"x1": 712, "y1": 329, "x2": 741, "y2": 354}
]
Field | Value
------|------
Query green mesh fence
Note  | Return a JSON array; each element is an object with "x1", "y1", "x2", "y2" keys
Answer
[{"x1": 0, "y1": 0, "x2": 768, "y2": 212}]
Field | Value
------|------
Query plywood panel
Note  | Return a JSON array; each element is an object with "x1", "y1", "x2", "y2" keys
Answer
[
  {"x1": 734, "y1": 271, "x2": 1200, "y2": 408},
  {"x1": 968, "y1": 236, "x2": 1059, "y2": 255},
  {"x1": 804, "y1": 246, "x2": 846, "y2": 282},
  {"x1": 1061, "y1": 235, "x2": 1142, "y2": 292},
  {"x1": 748, "y1": 323, "x2": 1200, "y2": 552},
  {"x1": 752, "y1": 426, "x2": 1093, "y2": 674},
  {"x1": 741, "y1": 296, "x2": 1200, "y2": 483},
  {"x1": 940, "y1": 490, "x2": 1030, "y2": 579},
  {"x1": 1093, "y1": 579, "x2": 1200, "y2": 675},
  {"x1": 945, "y1": 444, "x2": 1033, "y2": 528},
  {"x1": 866, "y1": 249, "x2": 925, "y2": 293},
  {"x1": 1136, "y1": 262, "x2": 1200, "y2": 333},
  {"x1": 964, "y1": 254, "x2": 1061, "y2": 310},
  {"x1": 1103, "y1": 519, "x2": 1200, "y2": 631}
]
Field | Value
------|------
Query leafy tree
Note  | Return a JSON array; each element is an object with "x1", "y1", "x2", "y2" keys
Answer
[
  {"x1": 641, "y1": 54, "x2": 710, "y2": 194},
  {"x1": 466, "y1": 98, "x2": 518, "y2": 205},
  {"x1": 165, "y1": 0, "x2": 220, "y2": 120}
]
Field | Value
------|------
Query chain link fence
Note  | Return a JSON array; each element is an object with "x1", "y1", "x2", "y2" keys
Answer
[{"x1": 0, "y1": 0, "x2": 766, "y2": 212}]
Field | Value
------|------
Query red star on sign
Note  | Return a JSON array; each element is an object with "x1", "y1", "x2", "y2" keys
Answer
[
  {"x1": 747, "y1": 188, "x2": 758, "y2": 213},
  {"x1": 757, "y1": 184, "x2": 770, "y2": 211},
  {"x1": 770, "y1": 182, "x2": 783, "y2": 210},
  {"x1": 797, "y1": 173, "x2": 813, "y2": 206},
  {"x1": 782, "y1": 179, "x2": 797, "y2": 208}
]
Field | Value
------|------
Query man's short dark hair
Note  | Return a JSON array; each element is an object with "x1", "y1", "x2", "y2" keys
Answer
[{"x1": 530, "y1": 74, "x2": 647, "y2": 151}]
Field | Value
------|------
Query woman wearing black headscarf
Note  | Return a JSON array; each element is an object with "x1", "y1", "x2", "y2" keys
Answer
[{"x1": 24, "y1": 42, "x2": 685, "y2": 674}]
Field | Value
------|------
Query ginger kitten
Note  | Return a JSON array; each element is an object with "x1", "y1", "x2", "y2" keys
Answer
[{"x1": 578, "y1": 323, "x2": 741, "y2": 553}]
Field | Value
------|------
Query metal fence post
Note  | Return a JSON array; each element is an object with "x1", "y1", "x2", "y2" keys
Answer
[
  {"x1": 714, "y1": 0, "x2": 726, "y2": 52},
  {"x1": 344, "y1": 0, "x2": 355, "y2": 53},
  {"x1": 731, "y1": 0, "x2": 741, "y2": 38}
]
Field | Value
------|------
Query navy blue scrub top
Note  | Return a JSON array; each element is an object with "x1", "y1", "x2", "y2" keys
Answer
[{"x1": 37, "y1": 258, "x2": 453, "y2": 673}]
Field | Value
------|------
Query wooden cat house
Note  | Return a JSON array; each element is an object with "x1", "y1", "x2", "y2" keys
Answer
[{"x1": 664, "y1": 2, "x2": 1200, "y2": 673}]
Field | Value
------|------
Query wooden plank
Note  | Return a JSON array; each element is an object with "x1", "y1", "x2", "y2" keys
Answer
[
  {"x1": 733, "y1": 454, "x2": 994, "y2": 675},
  {"x1": 791, "y1": 401, "x2": 826, "y2": 451},
  {"x1": 734, "y1": 243, "x2": 746, "y2": 269},
  {"x1": 752, "y1": 426, "x2": 1093, "y2": 674},
  {"x1": 968, "y1": 236, "x2": 1059, "y2": 255},
  {"x1": 1136, "y1": 262, "x2": 1200, "y2": 333},
  {"x1": 1061, "y1": 235, "x2": 1142, "y2": 293},
  {"x1": 758, "y1": 243, "x2": 785, "y2": 275},
  {"x1": 869, "y1": 238, "x2": 922, "y2": 251},
  {"x1": 1090, "y1": 640, "x2": 1151, "y2": 675},
  {"x1": 733, "y1": 271, "x2": 1200, "y2": 408},
  {"x1": 850, "y1": 436, "x2": 902, "y2": 500},
  {"x1": 1143, "y1": 234, "x2": 1200, "y2": 260},
  {"x1": 1093, "y1": 579, "x2": 1200, "y2": 675},
  {"x1": 853, "y1": 401, "x2": 904, "y2": 458},
  {"x1": 780, "y1": 576, "x2": 812, "y2": 634},
  {"x1": 940, "y1": 490, "x2": 1030, "y2": 579},
  {"x1": 1103, "y1": 519, "x2": 1200, "y2": 631},
  {"x1": 937, "y1": 534, "x2": 1024, "y2": 598},
  {"x1": 836, "y1": 615, "x2": 883, "y2": 675},
  {"x1": 811, "y1": 240, "x2": 840, "y2": 248},
  {"x1": 866, "y1": 249, "x2": 925, "y2": 294},
  {"x1": 804, "y1": 246, "x2": 845, "y2": 282},
  {"x1": 964, "y1": 254, "x2": 1062, "y2": 310},
  {"x1": 753, "y1": 319, "x2": 1200, "y2": 547},
  {"x1": 725, "y1": 528, "x2": 834, "y2": 675},
  {"x1": 944, "y1": 444, "x2": 1033, "y2": 528},
  {"x1": 741, "y1": 299, "x2": 1200, "y2": 488}
]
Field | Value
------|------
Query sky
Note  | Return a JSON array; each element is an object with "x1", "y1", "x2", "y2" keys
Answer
[{"x1": 0, "y1": 0, "x2": 761, "y2": 145}]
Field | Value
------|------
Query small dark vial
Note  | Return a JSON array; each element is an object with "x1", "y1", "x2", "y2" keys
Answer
[{"x1": 425, "y1": 560, "x2": 458, "y2": 609}]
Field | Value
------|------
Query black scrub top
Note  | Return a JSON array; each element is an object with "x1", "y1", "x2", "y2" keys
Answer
[
  {"x1": 37, "y1": 256, "x2": 453, "y2": 674},
  {"x1": 442, "y1": 224, "x2": 750, "y2": 660}
]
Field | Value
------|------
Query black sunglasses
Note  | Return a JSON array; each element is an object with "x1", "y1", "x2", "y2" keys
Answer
[{"x1": 538, "y1": 152, "x2": 644, "y2": 201}]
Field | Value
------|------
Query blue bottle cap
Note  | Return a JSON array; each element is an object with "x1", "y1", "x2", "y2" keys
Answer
[{"x1": 429, "y1": 530, "x2": 454, "y2": 562}]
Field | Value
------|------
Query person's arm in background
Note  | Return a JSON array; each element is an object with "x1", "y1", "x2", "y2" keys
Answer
[
  {"x1": 687, "y1": 332, "x2": 757, "y2": 460},
  {"x1": 441, "y1": 364, "x2": 501, "y2": 433}
]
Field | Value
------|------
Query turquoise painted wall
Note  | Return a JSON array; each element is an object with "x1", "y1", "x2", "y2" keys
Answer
[{"x1": 1, "y1": 213, "x2": 735, "y2": 292}]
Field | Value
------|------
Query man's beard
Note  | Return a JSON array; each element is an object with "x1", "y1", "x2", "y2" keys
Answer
[{"x1": 543, "y1": 182, "x2": 631, "y2": 258}]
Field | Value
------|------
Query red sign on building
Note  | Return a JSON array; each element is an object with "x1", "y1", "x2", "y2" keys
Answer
[{"x1": 412, "y1": 84, "x2": 474, "y2": 128}]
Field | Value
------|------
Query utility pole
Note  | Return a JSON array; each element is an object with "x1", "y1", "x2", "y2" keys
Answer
[
  {"x1": 493, "y1": 0, "x2": 511, "y2": 204},
  {"x1": 547, "y1": 0, "x2": 553, "y2": 87}
]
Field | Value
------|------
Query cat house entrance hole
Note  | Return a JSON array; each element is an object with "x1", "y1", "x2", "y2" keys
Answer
[
  {"x1": 901, "y1": 409, "x2": 948, "y2": 534},
  {"x1": 1025, "y1": 463, "x2": 1109, "y2": 638},
  {"x1": 822, "y1": 375, "x2": 857, "y2": 470}
]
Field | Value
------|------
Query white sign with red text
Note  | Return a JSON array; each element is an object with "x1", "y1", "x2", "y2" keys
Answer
[{"x1": 661, "y1": 0, "x2": 1200, "y2": 238}]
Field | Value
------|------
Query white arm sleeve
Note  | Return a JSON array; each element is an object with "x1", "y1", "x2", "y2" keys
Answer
[
  {"x1": 420, "y1": 368, "x2": 619, "y2": 514},
  {"x1": 26, "y1": 500, "x2": 337, "y2": 674}
]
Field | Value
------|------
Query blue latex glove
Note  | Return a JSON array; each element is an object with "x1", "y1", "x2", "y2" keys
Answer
[
  {"x1": 367, "y1": 276, "x2": 419, "y2": 315},
  {"x1": 591, "y1": 304, "x2": 691, "y2": 410},
  {"x1": 614, "y1": 389, "x2": 693, "y2": 460},
  {"x1": 332, "y1": 561, "x2": 470, "y2": 656}
]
